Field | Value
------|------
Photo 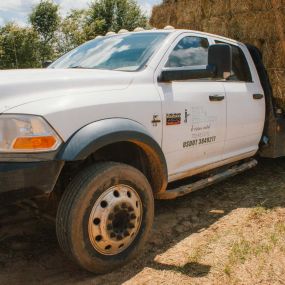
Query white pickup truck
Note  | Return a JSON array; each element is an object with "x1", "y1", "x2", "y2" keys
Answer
[{"x1": 0, "y1": 28, "x2": 283, "y2": 273}]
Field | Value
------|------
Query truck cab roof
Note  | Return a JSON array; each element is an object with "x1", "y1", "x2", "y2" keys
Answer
[{"x1": 113, "y1": 27, "x2": 243, "y2": 47}]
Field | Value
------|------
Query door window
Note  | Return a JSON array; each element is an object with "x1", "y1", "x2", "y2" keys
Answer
[
  {"x1": 166, "y1": 36, "x2": 209, "y2": 68},
  {"x1": 215, "y1": 41, "x2": 252, "y2": 82}
]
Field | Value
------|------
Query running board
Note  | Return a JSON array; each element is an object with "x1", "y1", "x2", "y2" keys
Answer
[{"x1": 156, "y1": 159, "x2": 258, "y2": 200}]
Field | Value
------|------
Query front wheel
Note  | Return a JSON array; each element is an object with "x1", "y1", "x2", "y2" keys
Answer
[{"x1": 56, "y1": 162, "x2": 154, "y2": 274}]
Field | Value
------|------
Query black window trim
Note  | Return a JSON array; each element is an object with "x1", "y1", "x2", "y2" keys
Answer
[
  {"x1": 157, "y1": 32, "x2": 245, "y2": 83},
  {"x1": 214, "y1": 40, "x2": 254, "y2": 83},
  {"x1": 161, "y1": 34, "x2": 254, "y2": 83},
  {"x1": 160, "y1": 34, "x2": 223, "y2": 82}
]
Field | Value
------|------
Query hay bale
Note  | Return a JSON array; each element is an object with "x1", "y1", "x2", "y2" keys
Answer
[
  {"x1": 150, "y1": 3, "x2": 177, "y2": 28},
  {"x1": 201, "y1": 16, "x2": 230, "y2": 37},
  {"x1": 261, "y1": 41, "x2": 285, "y2": 69},
  {"x1": 230, "y1": 0, "x2": 274, "y2": 13},
  {"x1": 176, "y1": 0, "x2": 203, "y2": 29},
  {"x1": 229, "y1": 12, "x2": 279, "y2": 41},
  {"x1": 202, "y1": 0, "x2": 231, "y2": 17},
  {"x1": 268, "y1": 69, "x2": 285, "y2": 107}
]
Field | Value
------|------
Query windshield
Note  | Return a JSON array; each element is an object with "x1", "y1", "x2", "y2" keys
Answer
[{"x1": 50, "y1": 32, "x2": 170, "y2": 71}]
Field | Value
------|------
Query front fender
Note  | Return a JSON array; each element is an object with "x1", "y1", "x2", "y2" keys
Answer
[{"x1": 57, "y1": 118, "x2": 168, "y2": 192}]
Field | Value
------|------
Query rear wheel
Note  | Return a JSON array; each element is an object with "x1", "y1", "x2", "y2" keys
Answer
[{"x1": 56, "y1": 162, "x2": 154, "y2": 274}]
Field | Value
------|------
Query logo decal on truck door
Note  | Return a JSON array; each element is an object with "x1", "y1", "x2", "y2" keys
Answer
[
  {"x1": 184, "y1": 109, "x2": 190, "y2": 123},
  {"x1": 166, "y1": 113, "x2": 181, "y2": 126}
]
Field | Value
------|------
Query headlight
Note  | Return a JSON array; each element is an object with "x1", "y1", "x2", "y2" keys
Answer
[{"x1": 0, "y1": 115, "x2": 62, "y2": 153}]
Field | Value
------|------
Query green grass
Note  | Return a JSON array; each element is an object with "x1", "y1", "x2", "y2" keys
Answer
[
  {"x1": 224, "y1": 215, "x2": 285, "y2": 278},
  {"x1": 248, "y1": 205, "x2": 269, "y2": 219}
]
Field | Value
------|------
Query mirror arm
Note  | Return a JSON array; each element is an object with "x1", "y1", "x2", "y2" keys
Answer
[{"x1": 206, "y1": 64, "x2": 217, "y2": 77}]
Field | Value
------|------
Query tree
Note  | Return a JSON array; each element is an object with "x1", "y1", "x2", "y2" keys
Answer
[
  {"x1": 0, "y1": 23, "x2": 41, "y2": 69},
  {"x1": 29, "y1": 0, "x2": 60, "y2": 62},
  {"x1": 57, "y1": 9, "x2": 88, "y2": 54},
  {"x1": 86, "y1": 0, "x2": 148, "y2": 38}
]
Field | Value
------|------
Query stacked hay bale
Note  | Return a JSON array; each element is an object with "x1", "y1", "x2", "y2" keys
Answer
[{"x1": 150, "y1": 0, "x2": 285, "y2": 108}]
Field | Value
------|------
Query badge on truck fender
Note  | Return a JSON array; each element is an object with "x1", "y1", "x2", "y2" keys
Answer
[{"x1": 166, "y1": 113, "x2": 181, "y2": 126}]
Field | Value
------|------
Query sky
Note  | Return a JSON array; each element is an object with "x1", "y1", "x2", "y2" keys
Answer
[{"x1": 0, "y1": 0, "x2": 161, "y2": 26}]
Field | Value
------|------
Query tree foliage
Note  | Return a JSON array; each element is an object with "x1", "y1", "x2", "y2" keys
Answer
[
  {"x1": 0, "y1": 0, "x2": 149, "y2": 69},
  {"x1": 29, "y1": 0, "x2": 60, "y2": 43},
  {"x1": 0, "y1": 23, "x2": 41, "y2": 69},
  {"x1": 86, "y1": 0, "x2": 148, "y2": 37},
  {"x1": 57, "y1": 9, "x2": 88, "y2": 54},
  {"x1": 29, "y1": 0, "x2": 60, "y2": 62}
]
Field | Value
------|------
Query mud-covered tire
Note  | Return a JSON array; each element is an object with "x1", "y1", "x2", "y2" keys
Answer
[{"x1": 56, "y1": 162, "x2": 154, "y2": 274}]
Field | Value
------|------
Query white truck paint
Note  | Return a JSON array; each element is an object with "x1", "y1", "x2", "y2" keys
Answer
[
  {"x1": 0, "y1": 30, "x2": 265, "y2": 182},
  {"x1": 0, "y1": 28, "x2": 271, "y2": 274}
]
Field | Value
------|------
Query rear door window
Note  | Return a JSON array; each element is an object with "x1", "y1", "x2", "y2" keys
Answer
[{"x1": 215, "y1": 41, "x2": 252, "y2": 82}]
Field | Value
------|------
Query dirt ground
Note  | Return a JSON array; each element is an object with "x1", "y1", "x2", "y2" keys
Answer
[{"x1": 1, "y1": 158, "x2": 285, "y2": 285}]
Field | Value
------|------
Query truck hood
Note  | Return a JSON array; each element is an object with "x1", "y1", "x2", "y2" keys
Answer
[{"x1": 0, "y1": 69, "x2": 133, "y2": 113}]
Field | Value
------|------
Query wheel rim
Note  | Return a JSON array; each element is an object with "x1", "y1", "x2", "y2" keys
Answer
[{"x1": 88, "y1": 184, "x2": 143, "y2": 255}]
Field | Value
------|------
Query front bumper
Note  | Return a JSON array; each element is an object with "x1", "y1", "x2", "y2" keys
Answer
[{"x1": 0, "y1": 161, "x2": 64, "y2": 195}]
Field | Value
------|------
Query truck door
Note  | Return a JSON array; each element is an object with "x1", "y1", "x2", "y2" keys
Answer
[
  {"x1": 155, "y1": 35, "x2": 226, "y2": 181},
  {"x1": 214, "y1": 41, "x2": 265, "y2": 160}
]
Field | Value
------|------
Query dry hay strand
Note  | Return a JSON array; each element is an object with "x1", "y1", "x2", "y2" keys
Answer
[
  {"x1": 268, "y1": 69, "x2": 285, "y2": 106},
  {"x1": 228, "y1": 11, "x2": 282, "y2": 41},
  {"x1": 230, "y1": 0, "x2": 276, "y2": 14},
  {"x1": 176, "y1": 20, "x2": 202, "y2": 31},
  {"x1": 261, "y1": 40, "x2": 285, "y2": 69},
  {"x1": 176, "y1": 0, "x2": 203, "y2": 29},
  {"x1": 201, "y1": 16, "x2": 230, "y2": 37},
  {"x1": 202, "y1": 0, "x2": 231, "y2": 17},
  {"x1": 273, "y1": 6, "x2": 285, "y2": 55},
  {"x1": 150, "y1": 3, "x2": 177, "y2": 28},
  {"x1": 240, "y1": 38, "x2": 285, "y2": 69}
]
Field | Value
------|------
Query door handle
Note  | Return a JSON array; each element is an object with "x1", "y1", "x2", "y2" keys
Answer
[
  {"x1": 253, "y1": 94, "x2": 264, "y2": 100},
  {"x1": 209, "y1": 95, "x2": 225, "y2": 102}
]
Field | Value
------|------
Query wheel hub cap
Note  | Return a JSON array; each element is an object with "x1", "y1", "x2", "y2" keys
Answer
[{"x1": 88, "y1": 185, "x2": 143, "y2": 255}]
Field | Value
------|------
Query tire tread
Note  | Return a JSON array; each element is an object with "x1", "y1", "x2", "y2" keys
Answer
[{"x1": 56, "y1": 161, "x2": 153, "y2": 273}]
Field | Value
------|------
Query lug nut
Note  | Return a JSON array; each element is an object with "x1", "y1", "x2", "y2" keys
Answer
[
  {"x1": 130, "y1": 214, "x2": 136, "y2": 219},
  {"x1": 93, "y1": 218, "x2": 101, "y2": 225},
  {"x1": 128, "y1": 223, "x2": 135, "y2": 229},
  {"x1": 124, "y1": 231, "x2": 130, "y2": 237},
  {"x1": 95, "y1": 235, "x2": 102, "y2": 242}
]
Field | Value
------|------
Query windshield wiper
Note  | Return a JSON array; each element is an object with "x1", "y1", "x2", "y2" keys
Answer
[{"x1": 69, "y1": 65, "x2": 90, "y2": 69}]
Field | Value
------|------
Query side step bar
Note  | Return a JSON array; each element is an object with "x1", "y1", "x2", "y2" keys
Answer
[{"x1": 156, "y1": 159, "x2": 258, "y2": 200}]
